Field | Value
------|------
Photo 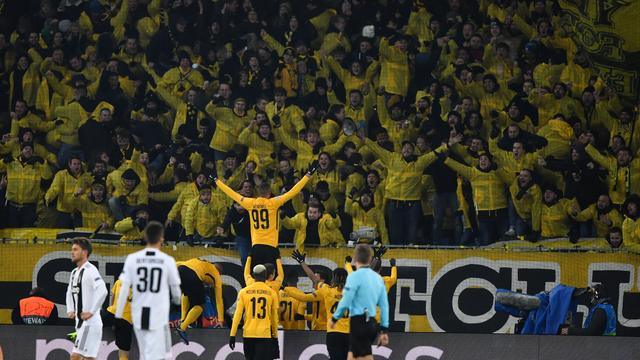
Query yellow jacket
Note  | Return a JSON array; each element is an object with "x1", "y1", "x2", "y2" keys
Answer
[
  {"x1": 114, "y1": 217, "x2": 144, "y2": 241},
  {"x1": 237, "y1": 126, "x2": 277, "y2": 170},
  {"x1": 158, "y1": 66, "x2": 204, "y2": 98},
  {"x1": 9, "y1": 49, "x2": 42, "y2": 107},
  {"x1": 584, "y1": 144, "x2": 640, "y2": 205},
  {"x1": 282, "y1": 213, "x2": 343, "y2": 251},
  {"x1": 276, "y1": 126, "x2": 350, "y2": 172},
  {"x1": 206, "y1": 103, "x2": 254, "y2": 152},
  {"x1": 574, "y1": 204, "x2": 623, "y2": 237},
  {"x1": 456, "y1": 79, "x2": 515, "y2": 121},
  {"x1": 444, "y1": 158, "x2": 509, "y2": 211},
  {"x1": 529, "y1": 90, "x2": 580, "y2": 127},
  {"x1": 10, "y1": 111, "x2": 55, "y2": 138},
  {"x1": 183, "y1": 197, "x2": 226, "y2": 238},
  {"x1": 154, "y1": 84, "x2": 207, "y2": 141},
  {"x1": 364, "y1": 138, "x2": 445, "y2": 201},
  {"x1": 73, "y1": 194, "x2": 113, "y2": 229},
  {"x1": 421, "y1": 175, "x2": 436, "y2": 216},
  {"x1": 345, "y1": 197, "x2": 389, "y2": 244},
  {"x1": 622, "y1": 217, "x2": 640, "y2": 249},
  {"x1": 536, "y1": 118, "x2": 574, "y2": 160},
  {"x1": 167, "y1": 183, "x2": 201, "y2": 223},
  {"x1": 45, "y1": 169, "x2": 93, "y2": 213},
  {"x1": 541, "y1": 198, "x2": 577, "y2": 238},
  {"x1": 0, "y1": 156, "x2": 52, "y2": 204},
  {"x1": 265, "y1": 101, "x2": 306, "y2": 141},
  {"x1": 379, "y1": 37, "x2": 409, "y2": 97},
  {"x1": 106, "y1": 279, "x2": 132, "y2": 324},
  {"x1": 509, "y1": 181, "x2": 542, "y2": 231},
  {"x1": 377, "y1": 95, "x2": 419, "y2": 151}
]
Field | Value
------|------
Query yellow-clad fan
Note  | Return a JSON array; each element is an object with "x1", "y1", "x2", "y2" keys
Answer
[
  {"x1": 105, "y1": 279, "x2": 133, "y2": 360},
  {"x1": 175, "y1": 258, "x2": 225, "y2": 344},
  {"x1": 229, "y1": 264, "x2": 280, "y2": 360},
  {"x1": 183, "y1": 184, "x2": 226, "y2": 245},
  {"x1": 286, "y1": 250, "x2": 351, "y2": 360},
  {"x1": 214, "y1": 162, "x2": 315, "y2": 267},
  {"x1": 114, "y1": 206, "x2": 149, "y2": 242},
  {"x1": 44, "y1": 155, "x2": 93, "y2": 228},
  {"x1": 73, "y1": 181, "x2": 113, "y2": 230}
]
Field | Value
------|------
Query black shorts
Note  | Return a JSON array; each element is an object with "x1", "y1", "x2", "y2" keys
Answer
[
  {"x1": 326, "y1": 332, "x2": 349, "y2": 360},
  {"x1": 250, "y1": 245, "x2": 280, "y2": 269},
  {"x1": 178, "y1": 266, "x2": 205, "y2": 306},
  {"x1": 243, "y1": 337, "x2": 273, "y2": 360},
  {"x1": 114, "y1": 318, "x2": 133, "y2": 351},
  {"x1": 349, "y1": 315, "x2": 378, "y2": 357},
  {"x1": 102, "y1": 311, "x2": 132, "y2": 351}
]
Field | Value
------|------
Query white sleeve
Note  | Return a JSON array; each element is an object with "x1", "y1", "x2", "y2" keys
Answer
[
  {"x1": 88, "y1": 268, "x2": 108, "y2": 315},
  {"x1": 115, "y1": 257, "x2": 133, "y2": 318},
  {"x1": 65, "y1": 270, "x2": 75, "y2": 314},
  {"x1": 167, "y1": 257, "x2": 182, "y2": 306}
]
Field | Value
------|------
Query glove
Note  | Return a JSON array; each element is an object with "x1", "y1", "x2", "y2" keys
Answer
[
  {"x1": 373, "y1": 245, "x2": 388, "y2": 259},
  {"x1": 307, "y1": 160, "x2": 319, "y2": 175},
  {"x1": 348, "y1": 187, "x2": 359, "y2": 199},
  {"x1": 435, "y1": 150, "x2": 447, "y2": 161},
  {"x1": 228, "y1": 336, "x2": 235, "y2": 350},
  {"x1": 489, "y1": 110, "x2": 500, "y2": 119},
  {"x1": 3, "y1": 154, "x2": 13, "y2": 164},
  {"x1": 271, "y1": 114, "x2": 281, "y2": 128},
  {"x1": 390, "y1": 258, "x2": 396, "y2": 266},
  {"x1": 55, "y1": 119, "x2": 64, "y2": 126},
  {"x1": 291, "y1": 249, "x2": 306, "y2": 263},
  {"x1": 345, "y1": 255, "x2": 352, "y2": 263},
  {"x1": 328, "y1": 211, "x2": 337, "y2": 218},
  {"x1": 209, "y1": 165, "x2": 218, "y2": 182},
  {"x1": 133, "y1": 217, "x2": 147, "y2": 230}
]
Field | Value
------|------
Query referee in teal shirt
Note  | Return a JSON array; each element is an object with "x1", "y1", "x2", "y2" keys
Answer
[{"x1": 329, "y1": 244, "x2": 390, "y2": 359}]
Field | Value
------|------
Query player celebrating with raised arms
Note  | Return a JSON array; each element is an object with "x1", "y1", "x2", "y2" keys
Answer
[
  {"x1": 66, "y1": 238, "x2": 108, "y2": 360},
  {"x1": 214, "y1": 160, "x2": 319, "y2": 267},
  {"x1": 115, "y1": 222, "x2": 182, "y2": 360},
  {"x1": 229, "y1": 264, "x2": 280, "y2": 360}
]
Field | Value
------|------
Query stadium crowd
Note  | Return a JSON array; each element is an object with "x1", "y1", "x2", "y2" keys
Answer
[{"x1": 0, "y1": 0, "x2": 639, "y2": 249}]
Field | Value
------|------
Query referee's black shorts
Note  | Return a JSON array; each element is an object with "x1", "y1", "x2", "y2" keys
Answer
[
  {"x1": 349, "y1": 315, "x2": 378, "y2": 357},
  {"x1": 250, "y1": 245, "x2": 280, "y2": 269},
  {"x1": 243, "y1": 337, "x2": 273, "y2": 360},
  {"x1": 326, "y1": 332, "x2": 349, "y2": 360},
  {"x1": 178, "y1": 265, "x2": 205, "y2": 306}
]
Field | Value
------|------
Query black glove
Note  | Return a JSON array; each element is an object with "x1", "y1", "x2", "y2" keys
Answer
[
  {"x1": 228, "y1": 336, "x2": 235, "y2": 350},
  {"x1": 489, "y1": 110, "x2": 500, "y2": 119},
  {"x1": 345, "y1": 255, "x2": 352, "y2": 263},
  {"x1": 348, "y1": 187, "x2": 359, "y2": 199},
  {"x1": 133, "y1": 217, "x2": 147, "y2": 230},
  {"x1": 271, "y1": 114, "x2": 281, "y2": 128},
  {"x1": 390, "y1": 258, "x2": 396, "y2": 266},
  {"x1": 435, "y1": 150, "x2": 447, "y2": 161},
  {"x1": 291, "y1": 249, "x2": 306, "y2": 263},
  {"x1": 373, "y1": 245, "x2": 388, "y2": 259},
  {"x1": 55, "y1": 119, "x2": 64, "y2": 126},
  {"x1": 328, "y1": 211, "x2": 337, "y2": 218},
  {"x1": 307, "y1": 160, "x2": 319, "y2": 175},
  {"x1": 3, "y1": 155, "x2": 13, "y2": 164},
  {"x1": 271, "y1": 338, "x2": 280, "y2": 358},
  {"x1": 209, "y1": 165, "x2": 218, "y2": 182}
]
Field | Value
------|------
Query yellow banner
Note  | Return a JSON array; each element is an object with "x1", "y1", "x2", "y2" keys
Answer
[
  {"x1": 1, "y1": 244, "x2": 639, "y2": 333},
  {"x1": 559, "y1": 0, "x2": 640, "y2": 97}
]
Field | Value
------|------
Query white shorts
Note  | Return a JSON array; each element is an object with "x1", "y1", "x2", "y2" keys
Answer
[
  {"x1": 134, "y1": 325, "x2": 172, "y2": 360},
  {"x1": 73, "y1": 322, "x2": 102, "y2": 358}
]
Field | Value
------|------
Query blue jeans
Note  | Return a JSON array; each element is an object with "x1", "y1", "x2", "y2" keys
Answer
[
  {"x1": 235, "y1": 236, "x2": 251, "y2": 267},
  {"x1": 515, "y1": 216, "x2": 532, "y2": 237},
  {"x1": 433, "y1": 192, "x2": 463, "y2": 245},
  {"x1": 108, "y1": 196, "x2": 132, "y2": 222},
  {"x1": 386, "y1": 200, "x2": 422, "y2": 245},
  {"x1": 476, "y1": 209, "x2": 508, "y2": 246}
]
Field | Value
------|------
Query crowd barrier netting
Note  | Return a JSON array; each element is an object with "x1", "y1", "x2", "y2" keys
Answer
[{"x1": 1, "y1": 228, "x2": 640, "y2": 335}]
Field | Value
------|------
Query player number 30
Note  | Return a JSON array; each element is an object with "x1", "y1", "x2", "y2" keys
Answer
[{"x1": 137, "y1": 267, "x2": 163, "y2": 293}]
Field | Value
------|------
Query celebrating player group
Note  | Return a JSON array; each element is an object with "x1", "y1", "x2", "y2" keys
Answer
[{"x1": 65, "y1": 160, "x2": 392, "y2": 360}]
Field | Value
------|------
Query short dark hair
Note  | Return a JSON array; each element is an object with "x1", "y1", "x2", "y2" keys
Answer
[
  {"x1": 72, "y1": 237, "x2": 92, "y2": 256},
  {"x1": 144, "y1": 221, "x2": 165, "y2": 245},
  {"x1": 354, "y1": 244, "x2": 372, "y2": 265}
]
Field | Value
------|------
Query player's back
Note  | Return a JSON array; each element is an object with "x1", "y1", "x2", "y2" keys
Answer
[
  {"x1": 318, "y1": 284, "x2": 349, "y2": 333},
  {"x1": 121, "y1": 248, "x2": 180, "y2": 329},
  {"x1": 278, "y1": 289, "x2": 305, "y2": 330},
  {"x1": 107, "y1": 279, "x2": 132, "y2": 323},
  {"x1": 244, "y1": 197, "x2": 283, "y2": 247},
  {"x1": 238, "y1": 281, "x2": 278, "y2": 338}
]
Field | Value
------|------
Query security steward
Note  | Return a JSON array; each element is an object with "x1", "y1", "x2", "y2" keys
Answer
[{"x1": 12, "y1": 287, "x2": 58, "y2": 325}]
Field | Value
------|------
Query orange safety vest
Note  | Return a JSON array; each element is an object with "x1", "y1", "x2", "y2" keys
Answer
[{"x1": 19, "y1": 296, "x2": 55, "y2": 325}]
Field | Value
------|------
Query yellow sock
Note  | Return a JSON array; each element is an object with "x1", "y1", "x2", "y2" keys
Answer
[
  {"x1": 119, "y1": 356, "x2": 128, "y2": 360},
  {"x1": 180, "y1": 295, "x2": 190, "y2": 322},
  {"x1": 180, "y1": 305, "x2": 203, "y2": 331}
]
